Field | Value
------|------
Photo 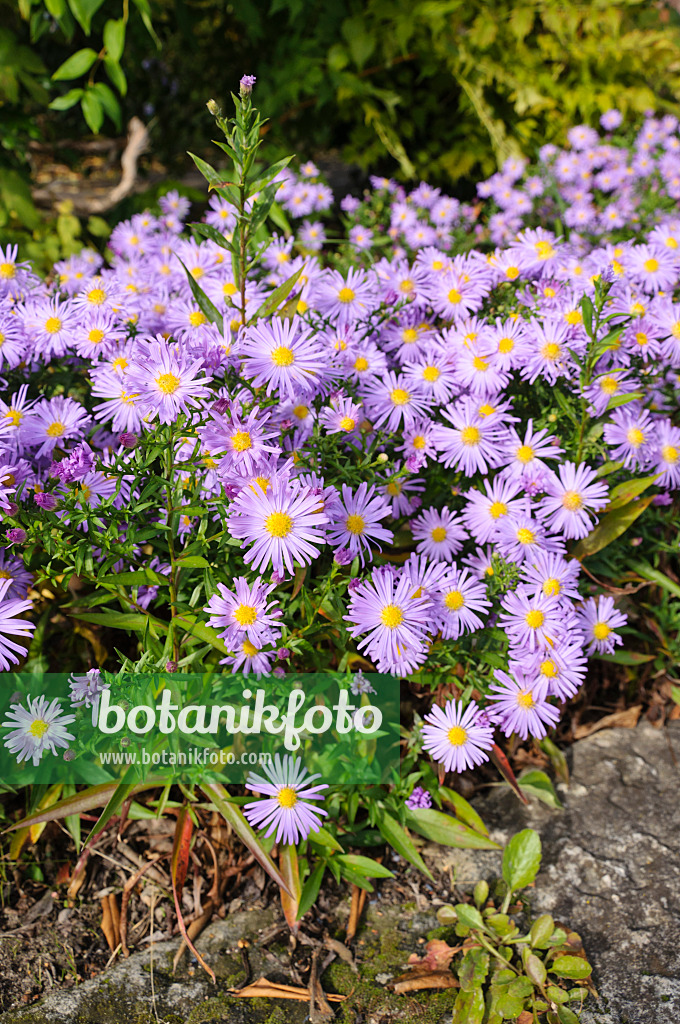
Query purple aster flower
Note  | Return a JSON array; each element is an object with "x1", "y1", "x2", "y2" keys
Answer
[
  {"x1": 20, "y1": 397, "x2": 91, "y2": 459},
  {"x1": 318, "y1": 395, "x2": 363, "y2": 436},
  {"x1": 406, "y1": 786, "x2": 432, "y2": 810},
  {"x1": 34, "y1": 492, "x2": 59, "y2": 512},
  {"x1": 205, "y1": 575, "x2": 282, "y2": 647},
  {"x1": 432, "y1": 398, "x2": 503, "y2": 476},
  {"x1": 500, "y1": 419, "x2": 563, "y2": 482},
  {"x1": 240, "y1": 74, "x2": 256, "y2": 95},
  {"x1": 2, "y1": 694, "x2": 75, "y2": 766},
  {"x1": 244, "y1": 754, "x2": 328, "y2": 844},
  {"x1": 651, "y1": 422, "x2": 680, "y2": 488},
  {"x1": 344, "y1": 570, "x2": 432, "y2": 674},
  {"x1": 361, "y1": 371, "x2": 431, "y2": 433},
  {"x1": 348, "y1": 224, "x2": 374, "y2": 251},
  {"x1": 461, "y1": 477, "x2": 525, "y2": 545},
  {"x1": 575, "y1": 596, "x2": 627, "y2": 654},
  {"x1": 603, "y1": 405, "x2": 655, "y2": 469},
  {"x1": 69, "y1": 668, "x2": 110, "y2": 726},
  {"x1": 6, "y1": 529, "x2": 26, "y2": 544},
  {"x1": 536, "y1": 462, "x2": 609, "y2": 539},
  {"x1": 601, "y1": 109, "x2": 623, "y2": 131},
  {"x1": 433, "y1": 567, "x2": 491, "y2": 639},
  {"x1": 350, "y1": 670, "x2": 376, "y2": 695},
  {"x1": 223, "y1": 637, "x2": 275, "y2": 677},
  {"x1": 199, "y1": 406, "x2": 281, "y2": 477},
  {"x1": 520, "y1": 550, "x2": 581, "y2": 601},
  {"x1": 228, "y1": 479, "x2": 328, "y2": 577},
  {"x1": 488, "y1": 669, "x2": 560, "y2": 741},
  {"x1": 496, "y1": 513, "x2": 561, "y2": 564},
  {"x1": 0, "y1": 551, "x2": 32, "y2": 600},
  {"x1": 421, "y1": 699, "x2": 495, "y2": 773},
  {"x1": 239, "y1": 316, "x2": 325, "y2": 400},
  {"x1": 412, "y1": 506, "x2": 467, "y2": 561},
  {"x1": 516, "y1": 641, "x2": 587, "y2": 701},
  {"x1": 125, "y1": 338, "x2": 213, "y2": 426},
  {"x1": 314, "y1": 267, "x2": 377, "y2": 326},
  {"x1": 326, "y1": 483, "x2": 393, "y2": 566},
  {"x1": 498, "y1": 589, "x2": 565, "y2": 653}
]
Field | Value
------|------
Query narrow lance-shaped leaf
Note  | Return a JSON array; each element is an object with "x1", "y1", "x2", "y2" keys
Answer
[
  {"x1": 279, "y1": 843, "x2": 302, "y2": 932},
  {"x1": 3, "y1": 781, "x2": 160, "y2": 833},
  {"x1": 570, "y1": 495, "x2": 655, "y2": 560},
  {"x1": 171, "y1": 807, "x2": 215, "y2": 981},
  {"x1": 176, "y1": 257, "x2": 224, "y2": 331},
  {"x1": 249, "y1": 266, "x2": 304, "y2": 324}
]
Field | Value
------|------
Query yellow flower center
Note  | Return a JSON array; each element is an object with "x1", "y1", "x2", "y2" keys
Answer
[
  {"x1": 271, "y1": 345, "x2": 295, "y2": 366},
  {"x1": 540, "y1": 659, "x2": 558, "y2": 678},
  {"x1": 525, "y1": 609, "x2": 544, "y2": 629},
  {"x1": 662, "y1": 445, "x2": 679, "y2": 463},
  {"x1": 600, "y1": 376, "x2": 619, "y2": 395},
  {"x1": 498, "y1": 337, "x2": 514, "y2": 354},
  {"x1": 88, "y1": 328, "x2": 105, "y2": 344},
  {"x1": 635, "y1": 332, "x2": 648, "y2": 347},
  {"x1": 541, "y1": 342, "x2": 560, "y2": 361},
  {"x1": 422, "y1": 365, "x2": 440, "y2": 382},
  {"x1": 412, "y1": 435, "x2": 426, "y2": 449},
  {"x1": 472, "y1": 356, "x2": 488, "y2": 372},
  {"x1": 544, "y1": 286, "x2": 556, "y2": 297},
  {"x1": 643, "y1": 258, "x2": 659, "y2": 273},
  {"x1": 45, "y1": 317, "x2": 62, "y2": 334},
  {"x1": 189, "y1": 310, "x2": 207, "y2": 327},
  {"x1": 447, "y1": 288, "x2": 462, "y2": 304},
  {"x1": 564, "y1": 309, "x2": 582, "y2": 325},
  {"x1": 593, "y1": 622, "x2": 611, "y2": 640},
  {"x1": 339, "y1": 416, "x2": 355, "y2": 431},
  {"x1": 461, "y1": 426, "x2": 480, "y2": 446},
  {"x1": 506, "y1": 266, "x2": 519, "y2": 279},
  {"x1": 517, "y1": 527, "x2": 535, "y2": 545},
  {"x1": 223, "y1": 282, "x2": 237, "y2": 296},
  {"x1": 354, "y1": 356, "x2": 369, "y2": 371},
  {"x1": 156, "y1": 373, "x2": 181, "y2": 394},
  {"x1": 517, "y1": 690, "x2": 535, "y2": 708},
  {"x1": 29, "y1": 719, "x2": 49, "y2": 738},
  {"x1": 562, "y1": 490, "x2": 583, "y2": 511},
  {"x1": 233, "y1": 604, "x2": 257, "y2": 626},
  {"x1": 447, "y1": 725, "x2": 467, "y2": 746},
  {"x1": 112, "y1": 356, "x2": 128, "y2": 372},
  {"x1": 542, "y1": 578, "x2": 561, "y2": 597},
  {"x1": 5, "y1": 410, "x2": 22, "y2": 426},
  {"x1": 293, "y1": 405, "x2": 309, "y2": 419},
  {"x1": 630, "y1": 302, "x2": 645, "y2": 317},
  {"x1": 231, "y1": 430, "x2": 252, "y2": 451},
  {"x1": 516, "y1": 444, "x2": 534, "y2": 464},
  {"x1": 431, "y1": 526, "x2": 447, "y2": 543},
  {"x1": 265, "y1": 511, "x2": 293, "y2": 537},
  {"x1": 346, "y1": 513, "x2": 365, "y2": 535},
  {"x1": 535, "y1": 241, "x2": 554, "y2": 259},
  {"x1": 242, "y1": 638, "x2": 259, "y2": 657},
  {"x1": 46, "y1": 422, "x2": 65, "y2": 437},
  {"x1": 87, "y1": 288, "x2": 106, "y2": 305},
  {"x1": 338, "y1": 287, "x2": 356, "y2": 303},
  {"x1": 390, "y1": 388, "x2": 410, "y2": 406},
  {"x1": 277, "y1": 786, "x2": 298, "y2": 808},
  {"x1": 380, "y1": 604, "x2": 403, "y2": 629},
  {"x1": 626, "y1": 427, "x2": 645, "y2": 447},
  {"x1": 386, "y1": 481, "x2": 402, "y2": 496},
  {"x1": 400, "y1": 279, "x2": 414, "y2": 293},
  {"x1": 445, "y1": 590, "x2": 465, "y2": 611},
  {"x1": 489, "y1": 500, "x2": 507, "y2": 519},
  {"x1": 0, "y1": 262, "x2": 16, "y2": 279}
]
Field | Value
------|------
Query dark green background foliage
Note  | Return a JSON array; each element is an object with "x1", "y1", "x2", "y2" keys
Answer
[{"x1": 2, "y1": 0, "x2": 680, "y2": 252}]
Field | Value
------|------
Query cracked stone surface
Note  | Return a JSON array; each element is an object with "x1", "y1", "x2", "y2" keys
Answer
[
  {"x1": 1, "y1": 720, "x2": 677, "y2": 1023},
  {"x1": 476, "y1": 720, "x2": 680, "y2": 1024}
]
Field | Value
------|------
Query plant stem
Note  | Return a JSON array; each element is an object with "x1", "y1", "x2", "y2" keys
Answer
[{"x1": 164, "y1": 425, "x2": 180, "y2": 663}]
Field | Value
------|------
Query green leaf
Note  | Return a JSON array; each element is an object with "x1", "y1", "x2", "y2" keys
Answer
[
  {"x1": 82, "y1": 779, "x2": 139, "y2": 847},
  {"x1": 81, "y1": 90, "x2": 104, "y2": 134},
  {"x1": 71, "y1": 611, "x2": 167, "y2": 634},
  {"x1": 246, "y1": 155, "x2": 294, "y2": 193},
  {"x1": 335, "y1": 854, "x2": 394, "y2": 878},
  {"x1": 570, "y1": 496, "x2": 655, "y2": 560},
  {"x1": 52, "y1": 47, "x2": 98, "y2": 80},
  {"x1": 558, "y1": 1007, "x2": 581, "y2": 1024},
  {"x1": 97, "y1": 569, "x2": 166, "y2": 586},
  {"x1": 199, "y1": 782, "x2": 291, "y2": 894},
  {"x1": 308, "y1": 827, "x2": 343, "y2": 852},
  {"x1": 250, "y1": 266, "x2": 304, "y2": 324},
  {"x1": 530, "y1": 914, "x2": 555, "y2": 948},
  {"x1": 131, "y1": 0, "x2": 161, "y2": 47},
  {"x1": 518, "y1": 770, "x2": 562, "y2": 809},
  {"x1": 629, "y1": 560, "x2": 680, "y2": 599},
  {"x1": 103, "y1": 17, "x2": 125, "y2": 62},
  {"x1": 452, "y1": 985, "x2": 485, "y2": 1024},
  {"x1": 523, "y1": 950, "x2": 547, "y2": 988},
  {"x1": 67, "y1": 0, "x2": 106, "y2": 33},
  {"x1": 176, "y1": 555, "x2": 210, "y2": 568},
  {"x1": 190, "y1": 222, "x2": 236, "y2": 254},
  {"x1": 297, "y1": 859, "x2": 325, "y2": 918},
  {"x1": 502, "y1": 828, "x2": 542, "y2": 893},
  {"x1": 595, "y1": 650, "x2": 655, "y2": 665},
  {"x1": 404, "y1": 807, "x2": 501, "y2": 851},
  {"x1": 3, "y1": 782, "x2": 159, "y2": 832},
  {"x1": 177, "y1": 258, "x2": 224, "y2": 331},
  {"x1": 458, "y1": 948, "x2": 489, "y2": 991},
  {"x1": 49, "y1": 87, "x2": 84, "y2": 110},
  {"x1": 454, "y1": 903, "x2": 485, "y2": 931},
  {"x1": 605, "y1": 474, "x2": 659, "y2": 510},
  {"x1": 91, "y1": 81, "x2": 121, "y2": 130},
  {"x1": 595, "y1": 460, "x2": 623, "y2": 478},
  {"x1": 103, "y1": 58, "x2": 127, "y2": 95},
  {"x1": 378, "y1": 812, "x2": 433, "y2": 880},
  {"x1": 550, "y1": 955, "x2": 592, "y2": 980},
  {"x1": 440, "y1": 786, "x2": 490, "y2": 835}
]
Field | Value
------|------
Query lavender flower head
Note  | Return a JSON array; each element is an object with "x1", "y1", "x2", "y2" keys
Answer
[
  {"x1": 406, "y1": 786, "x2": 432, "y2": 810},
  {"x1": 243, "y1": 753, "x2": 328, "y2": 845},
  {"x1": 240, "y1": 75, "x2": 256, "y2": 96}
]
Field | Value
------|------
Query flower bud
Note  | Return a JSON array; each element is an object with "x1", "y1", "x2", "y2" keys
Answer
[
  {"x1": 34, "y1": 493, "x2": 58, "y2": 511},
  {"x1": 206, "y1": 98, "x2": 221, "y2": 116},
  {"x1": 6, "y1": 528, "x2": 26, "y2": 543},
  {"x1": 213, "y1": 397, "x2": 230, "y2": 415},
  {"x1": 166, "y1": 660, "x2": 178, "y2": 673},
  {"x1": 239, "y1": 75, "x2": 256, "y2": 97},
  {"x1": 376, "y1": 453, "x2": 388, "y2": 464},
  {"x1": 63, "y1": 749, "x2": 75, "y2": 762},
  {"x1": 2, "y1": 502, "x2": 19, "y2": 517},
  {"x1": 119, "y1": 432, "x2": 138, "y2": 449}
]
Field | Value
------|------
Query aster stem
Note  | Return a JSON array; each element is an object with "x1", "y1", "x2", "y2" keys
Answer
[{"x1": 164, "y1": 424, "x2": 181, "y2": 664}]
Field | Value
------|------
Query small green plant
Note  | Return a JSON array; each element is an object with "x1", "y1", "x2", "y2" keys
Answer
[{"x1": 436, "y1": 829, "x2": 593, "y2": 1023}]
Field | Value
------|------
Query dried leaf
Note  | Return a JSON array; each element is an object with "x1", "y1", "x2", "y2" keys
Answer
[
  {"x1": 573, "y1": 705, "x2": 642, "y2": 739},
  {"x1": 392, "y1": 969, "x2": 460, "y2": 994},
  {"x1": 171, "y1": 807, "x2": 215, "y2": 983},
  {"x1": 100, "y1": 895, "x2": 118, "y2": 952},
  {"x1": 408, "y1": 939, "x2": 460, "y2": 971}
]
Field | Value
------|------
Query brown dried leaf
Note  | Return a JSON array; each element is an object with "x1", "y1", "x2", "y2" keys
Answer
[
  {"x1": 573, "y1": 705, "x2": 642, "y2": 739},
  {"x1": 392, "y1": 969, "x2": 460, "y2": 994},
  {"x1": 407, "y1": 939, "x2": 460, "y2": 971}
]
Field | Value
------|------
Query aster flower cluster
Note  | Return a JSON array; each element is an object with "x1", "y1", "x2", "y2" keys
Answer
[{"x1": 1, "y1": 96, "x2": 678, "y2": 793}]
